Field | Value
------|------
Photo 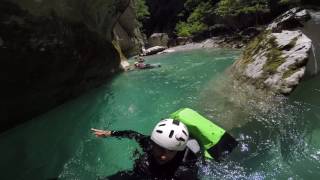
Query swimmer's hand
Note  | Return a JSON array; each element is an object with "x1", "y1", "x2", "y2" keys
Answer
[{"x1": 91, "y1": 128, "x2": 112, "y2": 138}]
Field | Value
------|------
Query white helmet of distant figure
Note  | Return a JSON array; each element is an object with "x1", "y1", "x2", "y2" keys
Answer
[{"x1": 151, "y1": 119, "x2": 189, "y2": 151}]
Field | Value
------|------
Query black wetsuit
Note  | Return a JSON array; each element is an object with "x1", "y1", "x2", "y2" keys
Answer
[{"x1": 105, "y1": 130, "x2": 199, "y2": 180}]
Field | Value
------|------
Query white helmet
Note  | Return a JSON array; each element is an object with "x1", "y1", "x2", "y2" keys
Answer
[{"x1": 151, "y1": 119, "x2": 189, "y2": 151}]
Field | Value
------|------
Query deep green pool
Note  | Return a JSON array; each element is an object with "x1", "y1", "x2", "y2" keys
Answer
[{"x1": 0, "y1": 49, "x2": 319, "y2": 180}]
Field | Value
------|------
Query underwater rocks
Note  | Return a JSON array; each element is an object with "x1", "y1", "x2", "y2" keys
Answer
[{"x1": 231, "y1": 8, "x2": 312, "y2": 95}]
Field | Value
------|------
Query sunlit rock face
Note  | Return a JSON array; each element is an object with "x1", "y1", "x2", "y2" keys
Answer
[
  {"x1": 231, "y1": 8, "x2": 312, "y2": 95},
  {"x1": 0, "y1": 0, "x2": 139, "y2": 132},
  {"x1": 113, "y1": 0, "x2": 143, "y2": 57}
]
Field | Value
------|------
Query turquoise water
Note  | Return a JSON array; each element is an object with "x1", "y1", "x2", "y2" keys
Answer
[{"x1": 0, "y1": 49, "x2": 320, "y2": 179}]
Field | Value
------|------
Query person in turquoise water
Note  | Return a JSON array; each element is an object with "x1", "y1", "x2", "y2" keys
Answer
[
  {"x1": 92, "y1": 119, "x2": 199, "y2": 180},
  {"x1": 133, "y1": 56, "x2": 161, "y2": 69},
  {"x1": 92, "y1": 108, "x2": 238, "y2": 180}
]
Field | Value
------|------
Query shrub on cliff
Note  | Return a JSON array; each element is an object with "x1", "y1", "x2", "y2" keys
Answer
[
  {"x1": 176, "y1": 0, "x2": 270, "y2": 36},
  {"x1": 215, "y1": 0, "x2": 270, "y2": 17},
  {"x1": 279, "y1": 0, "x2": 301, "y2": 6},
  {"x1": 134, "y1": 0, "x2": 150, "y2": 21},
  {"x1": 176, "y1": 21, "x2": 208, "y2": 37},
  {"x1": 175, "y1": 1, "x2": 213, "y2": 36}
]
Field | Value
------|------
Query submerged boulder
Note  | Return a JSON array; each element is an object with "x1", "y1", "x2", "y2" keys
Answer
[{"x1": 231, "y1": 8, "x2": 312, "y2": 95}]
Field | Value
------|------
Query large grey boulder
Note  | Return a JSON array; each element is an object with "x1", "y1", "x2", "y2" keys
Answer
[
  {"x1": 267, "y1": 8, "x2": 311, "y2": 32},
  {"x1": 176, "y1": 37, "x2": 192, "y2": 46},
  {"x1": 143, "y1": 46, "x2": 167, "y2": 56},
  {"x1": 148, "y1": 33, "x2": 169, "y2": 47},
  {"x1": 231, "y1": 8, "x2": 312, "y2": 95}
]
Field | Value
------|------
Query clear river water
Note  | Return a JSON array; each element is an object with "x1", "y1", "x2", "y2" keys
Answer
[{"x1": 0, "y1": 49, "x2": 319, "y2": 180}]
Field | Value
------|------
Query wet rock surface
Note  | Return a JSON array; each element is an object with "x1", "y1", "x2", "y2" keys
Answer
[
  {"x1": 0, "y1": 0, "x2": 131, "y2": 132},
  {"x1": 113, "y1": 0, "x2": 143, "y2": 57},
  {"x1": 231, "y1": 8, "x2": 312, "y2": 95}
]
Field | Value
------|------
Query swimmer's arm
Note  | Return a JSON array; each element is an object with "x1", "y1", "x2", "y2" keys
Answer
[
  {"x1": 91, "y1": 128, "x2": 112, "y2": 137},
  {"x1": 91, "y1": 128, "x2": 147, "y2": 142},
  {"x1": 111, "y1": 130, "x2": 147, "y2": 141}
]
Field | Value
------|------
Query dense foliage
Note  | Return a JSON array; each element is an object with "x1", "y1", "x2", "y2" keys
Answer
[
  {"x1": 175, "y1": 0, "x2": 301, "y2": 37},
  {"x1": 176, "y1": 1, "x2": 214, "y2": 36},
  {"x1": 215, "y1": 0, "x2": 269, "y2": 17},
  {"x1": 133, "y1": 0, "x2": 150, "y2": 21}
]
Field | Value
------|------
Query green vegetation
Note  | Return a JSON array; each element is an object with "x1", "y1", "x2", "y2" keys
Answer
[
  {"x1": 279, "y1": 0, "x2": 301, "y2": 6},
  {"x1": 239, "y1": 31, "x2": 285, "y2": 76},
  {"x1": 238, "y1": 29, "x2": 306, "y2": 92},
  {"x1": 175, "y1": 2, "x2": 213, "y2": 37},
  {"x1": 174, "y1": 0, "x2": 302, "y2": 37},
  {"x1": 176, "y1": 0, "x2": 271, "y2": 36},
  {"x1": 175, "y1": 21, "x2": 208, "y2": 37},
  {"x1": 283, "y1": 68, "x2": 299, "y2": 79},
  {"x1": 263, "y1": 35, "x2": 285, "y2": 75},
  {"x1": 237, "y1": 30, "x2": 285, "y2": 75},
  {"x1": 215, "y1": 0, "x2": 269, "y2": 17},
  {"x1": 133, "y1": 0, "x2": 150, "y2": 21},
  {"x1": 241, "y1": 31, "x2": 270, "y2": 65},
  {"x1": 264, "y1": 49, "x2": 284, "y2": 74}
]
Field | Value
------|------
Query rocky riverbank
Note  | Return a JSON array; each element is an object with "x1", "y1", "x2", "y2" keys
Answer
[
  {"x1": 230, "y1": 8, "x2": 313, "y2": 95},
  {"x1": 138, "y1": 31, "x2": 258, "y2": 56},
  {"x1": 140, "y1": 7, "x2": 318, "y2": 97}
]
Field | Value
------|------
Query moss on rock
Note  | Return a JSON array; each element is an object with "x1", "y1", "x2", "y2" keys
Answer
[
  {"x1": 283, "y1": 68, "x2": 300, "y2": 79},
  {"x1": 263, "y1": 36, "x2": 285, "y2": 75},
  {"x1": 241, "y1": 32, "x2": 267, "y2": 64}
]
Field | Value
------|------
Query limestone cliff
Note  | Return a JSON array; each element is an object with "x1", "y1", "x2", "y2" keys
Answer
[
  {"x1": 230, "y1": 8, "x2": 313, "y2": 95},
  {"x1": 113, "y1": 0, "x2": 143, "y2": 57}
]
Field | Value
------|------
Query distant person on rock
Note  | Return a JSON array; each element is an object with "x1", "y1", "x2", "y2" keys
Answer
[{"x1": 91, "y1": 108, "x2": 238, "y2": 180}]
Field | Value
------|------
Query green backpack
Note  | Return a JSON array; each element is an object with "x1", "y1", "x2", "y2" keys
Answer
[{"x1": 170, "y1": 108, "x2": 226, "y2": 159}]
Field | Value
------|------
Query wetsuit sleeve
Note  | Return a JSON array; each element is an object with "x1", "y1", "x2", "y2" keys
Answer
[{"x1": 111, "y1": 130, "x2": 148, "y2": 147}]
